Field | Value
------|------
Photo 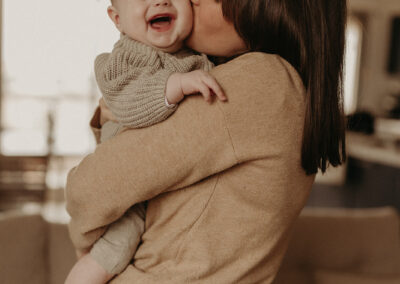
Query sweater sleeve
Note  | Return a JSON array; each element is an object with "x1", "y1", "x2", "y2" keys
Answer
[
  {"x1": 95, "y1": 51, "x2": 177, "y2": 129},
  {"x1": 66, "y1": 94, "x2": 238, "y2": 250}
]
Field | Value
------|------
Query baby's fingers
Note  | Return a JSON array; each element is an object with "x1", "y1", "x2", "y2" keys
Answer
[
  {"x1": 201, "y1": 75, "x2": 227, "y2": 102},
  {"x1": 198, "y1": 84, "x2": 212, "y2": 103}
]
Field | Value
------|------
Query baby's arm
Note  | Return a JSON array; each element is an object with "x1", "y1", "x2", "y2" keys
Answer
[
  {"x1": 96, "y1": 37, "x2": 226, "y2": 129},
  {"x1": 165, "y1": 70, "x2": 227, "y2": 105},
  {"x1": 65, "y1": 203, "x2": 146, "y2": 284}
]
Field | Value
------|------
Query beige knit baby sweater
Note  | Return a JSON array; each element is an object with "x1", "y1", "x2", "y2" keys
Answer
[
  {"x1": 95, "y1": 34, "x2": 213, "y2": 137},
  {"x1": 67, "y1": 52, "x2": 315, "y2": 283}
]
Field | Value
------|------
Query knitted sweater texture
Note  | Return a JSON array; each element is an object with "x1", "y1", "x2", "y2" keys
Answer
[{"x1": 95, "y1": 34, "x2": 213, "y2": 128}]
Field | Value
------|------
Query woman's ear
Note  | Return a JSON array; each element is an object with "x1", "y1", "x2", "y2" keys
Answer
[{"x1": 107, "y1": 5, "x2": 122, "y2": 32}]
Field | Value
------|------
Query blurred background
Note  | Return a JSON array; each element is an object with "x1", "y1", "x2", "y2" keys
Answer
[
  {"x1": 0, "y1": 0, "x2": 399, "y2": 283},
  {"x1": 306, "y1": 0, "x2": 400, "y2": 211},
  {"x1": 0, "y1": 0, "x2": 117, "y2": 219}
]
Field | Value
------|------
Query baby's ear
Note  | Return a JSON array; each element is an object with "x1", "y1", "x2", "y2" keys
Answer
[{"x1": 107, "y1": 5, "x2": 122, "y2": 32}]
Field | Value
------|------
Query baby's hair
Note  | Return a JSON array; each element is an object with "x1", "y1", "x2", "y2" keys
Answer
[{"x1": 110, "y1": 0, "x2": 119, "y2": 8}]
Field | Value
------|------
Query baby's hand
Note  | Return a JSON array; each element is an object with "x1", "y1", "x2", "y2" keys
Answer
[{"x1": 166, "y1": 71, "x2": 227, "y2": 105}]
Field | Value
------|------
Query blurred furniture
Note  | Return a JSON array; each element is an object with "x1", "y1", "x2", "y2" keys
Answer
[
  {"x1": 309, "y1": 131, "x2": 400, "y2": 210},
  {"x1": 309, "y1": 157, "x2": 400, "y2": 210},
  {"x1": 0, "y1": 207, "x2": 399, "y2": 284},
  {"x1": 0, "y1": 155, "x2": 49, "y2": 211},
  {"x1": 0, "y1": 211, "x2": 75, "y2": 284},
  {"x1": 274, "y1": 207, "x2": 400, "y2": 284}
]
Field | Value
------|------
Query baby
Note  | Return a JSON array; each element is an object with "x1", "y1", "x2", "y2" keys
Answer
[{"x1": 65, "y1": 0, "x2": 225, "y2": 283}]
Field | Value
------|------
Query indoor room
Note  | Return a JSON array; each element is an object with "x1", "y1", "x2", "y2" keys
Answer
[{"x1": 0, "y1": 0, "x2": 399, "y2": 283}]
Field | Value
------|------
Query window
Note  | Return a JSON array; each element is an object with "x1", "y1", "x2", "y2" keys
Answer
[
  {"x1": 0, "y1": 1, "x2": 118, "y2": 207},
  {"x1": 1, "y1": 0, "x2": 118, "y2": 156},
  {"x1": 343, "y1": 16, "x2": 363, "y2": 115}
]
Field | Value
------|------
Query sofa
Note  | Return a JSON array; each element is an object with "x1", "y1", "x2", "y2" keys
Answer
[
  {"x1": 274, "y1": 207, "x2": 400, "y2": 284},
  {"x1": 1, "y1": 207, "x2": 399, "y2": 284}
]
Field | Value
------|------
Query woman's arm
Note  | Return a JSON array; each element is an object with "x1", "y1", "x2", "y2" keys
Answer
[{"x1": 66, "y1": 95, "x2": 238, "y2": 250}]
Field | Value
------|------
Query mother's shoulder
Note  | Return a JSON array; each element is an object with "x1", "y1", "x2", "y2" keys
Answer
[
  {"x1": 226, "y1": 52, "x2": 280, "y2": 67},
  {"x1": 210, "y1": 52, "x2": 304, "y2": 95}
]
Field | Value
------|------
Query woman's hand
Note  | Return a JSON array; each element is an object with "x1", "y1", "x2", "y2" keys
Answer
[{"x1": 99, "y1": 98, "x2": 117, "y2": 126}]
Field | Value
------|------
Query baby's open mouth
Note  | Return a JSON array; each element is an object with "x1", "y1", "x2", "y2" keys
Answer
[{"x1": 149, "y1": 14, "x2": 175, "y2": 31}]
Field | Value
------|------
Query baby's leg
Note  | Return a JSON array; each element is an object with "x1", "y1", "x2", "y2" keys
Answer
[
  {"x1": 65, "y1": 204, "x2": 145, "y2": 283},
  {"x1": 90, "y1": 203, "x2": 146, "y2": 274},
  {"x1": 65, "y1": 253, "x2": 113, "y2": 284}
]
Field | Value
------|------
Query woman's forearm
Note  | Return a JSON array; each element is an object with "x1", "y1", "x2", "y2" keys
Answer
[{"x1": 66, "y1": 96, "x2": 237, "y2": 250}]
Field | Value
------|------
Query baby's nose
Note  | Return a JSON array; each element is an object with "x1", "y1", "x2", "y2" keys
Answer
[{"x1": 154, "y1": 0, "x2": 171, "y2": 7}]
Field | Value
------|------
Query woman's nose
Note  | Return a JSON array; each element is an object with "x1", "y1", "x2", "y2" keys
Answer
[{"x1": 153, "y1": 0, "x2": 171, "y2": 7}]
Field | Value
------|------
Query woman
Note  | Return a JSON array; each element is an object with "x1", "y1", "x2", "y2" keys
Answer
[{"x1": 66, "y1": 0, "x2": 347, "y2": 282}]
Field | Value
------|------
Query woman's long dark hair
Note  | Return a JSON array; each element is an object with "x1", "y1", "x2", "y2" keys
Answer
[{"x1": 217, "y1": 0, "x2": 347, "y2": 175}]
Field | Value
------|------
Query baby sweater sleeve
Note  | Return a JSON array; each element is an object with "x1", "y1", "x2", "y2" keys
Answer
[
  {"x1": 95, "y1": 36, "x2": 213, "y2": 129},
  {"x1": 95, "y1": 50, "x2": 177, "y2": 128}
]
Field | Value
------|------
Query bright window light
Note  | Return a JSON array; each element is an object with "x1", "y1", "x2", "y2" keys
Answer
[
  {"x1": 1, "y1": 0, "x2": 119, "y2": 155},
  {"x1": 343, "y1": 16, "x2": 363, "y2": 115}
]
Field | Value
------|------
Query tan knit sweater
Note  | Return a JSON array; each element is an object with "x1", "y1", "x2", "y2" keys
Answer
[
  {"x1": 95, "y1": 34, "x2": 213, "y2": 130},
  {"x1": 66, "y1": 52, "x2": 315, "y2": 283}
]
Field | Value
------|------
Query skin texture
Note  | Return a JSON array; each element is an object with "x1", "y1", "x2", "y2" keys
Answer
[
  {"x1": 186, "y1": 0, "x2": 248, "y2": 57},
  {"x1": 65, "y1": 254, "x2": 113, "y2": 284},
  {"x1": 108, "y1": 0, "x2": 193, "y2": 52},
  {"x1": 166, "y1": 70, "x2": 226, "y2": 105}
]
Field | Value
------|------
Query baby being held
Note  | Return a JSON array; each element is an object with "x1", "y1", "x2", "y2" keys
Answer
[{"x1": 65, "y1": 0, "x2": 225, "y2": 283}]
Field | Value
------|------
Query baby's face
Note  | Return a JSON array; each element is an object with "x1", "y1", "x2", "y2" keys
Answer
[{"x1": 114, "y1": 0, "x2": 193, "y2": 52}]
